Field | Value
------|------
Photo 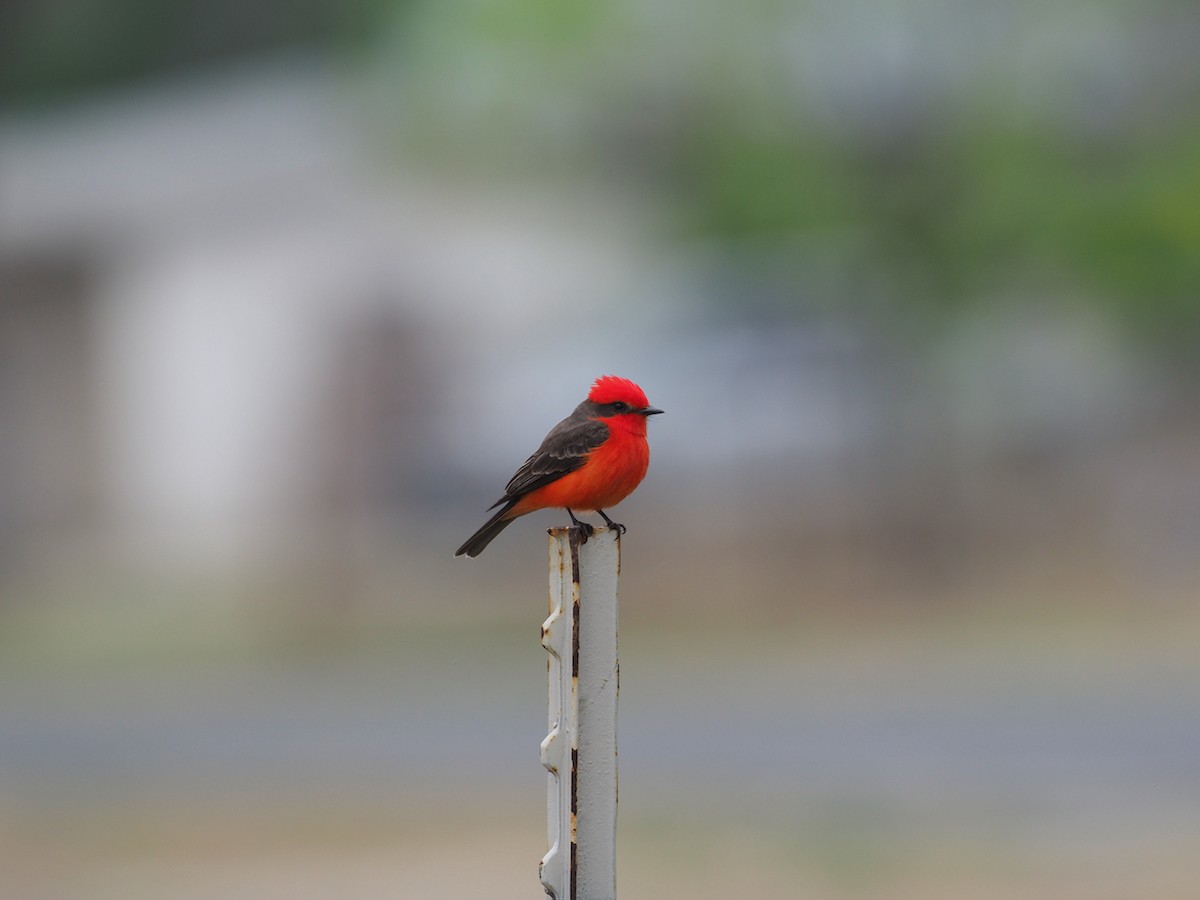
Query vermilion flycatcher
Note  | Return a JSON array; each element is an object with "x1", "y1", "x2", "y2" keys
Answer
[{"x1": 455, "y1": 375, "x2": 662, "y2": 558}]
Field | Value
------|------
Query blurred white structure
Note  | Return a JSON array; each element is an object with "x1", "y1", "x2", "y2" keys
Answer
[{"x1": 0, "y1": 61, "x2": 655, "y2": 564}]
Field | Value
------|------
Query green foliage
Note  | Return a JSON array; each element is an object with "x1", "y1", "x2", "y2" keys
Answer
[
  {"x1": 5, "y1": 0, "x2": 1197, "y2": 342},
  {"x1": 678, "y1": 130, "x2": 856, "y2": 238},
  {"x1": 0, "y1": 0, "x2": 393, "y2": 105},
  {"x1": 375, "y1": 1, "x2": 1200, "y2": 342},
  {"x1": 671, "y1": 117, "x2": 1200, "y2": 341}
]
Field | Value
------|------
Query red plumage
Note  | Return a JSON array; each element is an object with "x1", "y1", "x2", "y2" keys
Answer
[
  {"x1": 587, "y1": 375, "x2": 649, "y2": 408},
  {"x1": 455, "y1": 376, "x2": 662, "y2": 558}
]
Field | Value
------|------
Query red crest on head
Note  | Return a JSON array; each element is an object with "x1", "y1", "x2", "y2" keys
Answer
[{"x1": 587, "y1": 375, "x2": 649, "y2": 408}]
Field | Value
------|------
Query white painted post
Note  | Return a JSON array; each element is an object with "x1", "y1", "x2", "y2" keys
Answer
[{"x1": 540, "y1": 525, "x2": 620, "y2": 900}]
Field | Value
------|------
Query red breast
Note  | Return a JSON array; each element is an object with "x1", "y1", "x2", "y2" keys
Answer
[{"x1": 511, "y1": 428, "x2": 650, "y2": 514}]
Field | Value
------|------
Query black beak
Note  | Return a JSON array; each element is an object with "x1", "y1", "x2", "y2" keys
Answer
[{"x1": 641, "y1": 406, "x2": 664, "y2": 416}]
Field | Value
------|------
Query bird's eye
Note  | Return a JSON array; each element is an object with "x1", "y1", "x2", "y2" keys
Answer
[{"x1": 611, "y1": 401, "x2": 628, "y2": 412}]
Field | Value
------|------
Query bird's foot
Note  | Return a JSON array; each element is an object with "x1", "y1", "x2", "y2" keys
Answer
[
  {"x1": 567, "y1": 509, "x2": 595, "y2": 542},
  {"x1": 597, "y1": 510, "x2": 626, "y2": 536}
]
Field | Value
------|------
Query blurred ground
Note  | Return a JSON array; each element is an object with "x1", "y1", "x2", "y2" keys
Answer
[{"x1": 3, "y1": 518, "x2": 1199, "y2": 899}]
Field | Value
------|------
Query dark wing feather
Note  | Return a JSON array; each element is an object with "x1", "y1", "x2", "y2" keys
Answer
[{"x1": 492, "y1": 413, "x2": 609, "y2": 505}]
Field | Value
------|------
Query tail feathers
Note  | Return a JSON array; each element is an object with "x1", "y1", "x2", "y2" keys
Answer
[{"x1": 455, "y1": 501, "x2": 518, "y2": 558}]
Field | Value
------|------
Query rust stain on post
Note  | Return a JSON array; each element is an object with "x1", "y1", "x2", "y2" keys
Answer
[
  {"x1": 569, "y1": 532, "x2": 581, "y2": 900},
  {"x1": 568, "y1": 525, "x2": 583, "y2": 582}
]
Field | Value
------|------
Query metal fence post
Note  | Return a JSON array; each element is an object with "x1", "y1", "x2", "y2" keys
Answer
[{"x1": 540, "y1": 525, "x2": 619, "y2": 900}]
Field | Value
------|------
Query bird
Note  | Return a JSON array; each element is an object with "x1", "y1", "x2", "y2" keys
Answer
[{"x1": 455, "y1": 375, "x2": 662, "y2": 558}]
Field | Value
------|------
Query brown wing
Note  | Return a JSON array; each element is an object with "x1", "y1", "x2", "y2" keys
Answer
[{"x1": 489, "y1": 407, "x2": 609, "y2": 507}]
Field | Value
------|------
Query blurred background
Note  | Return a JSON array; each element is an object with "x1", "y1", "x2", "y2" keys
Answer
[{"x1": 3, "y1": 1, "x2": 1200, "y2": 897}]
